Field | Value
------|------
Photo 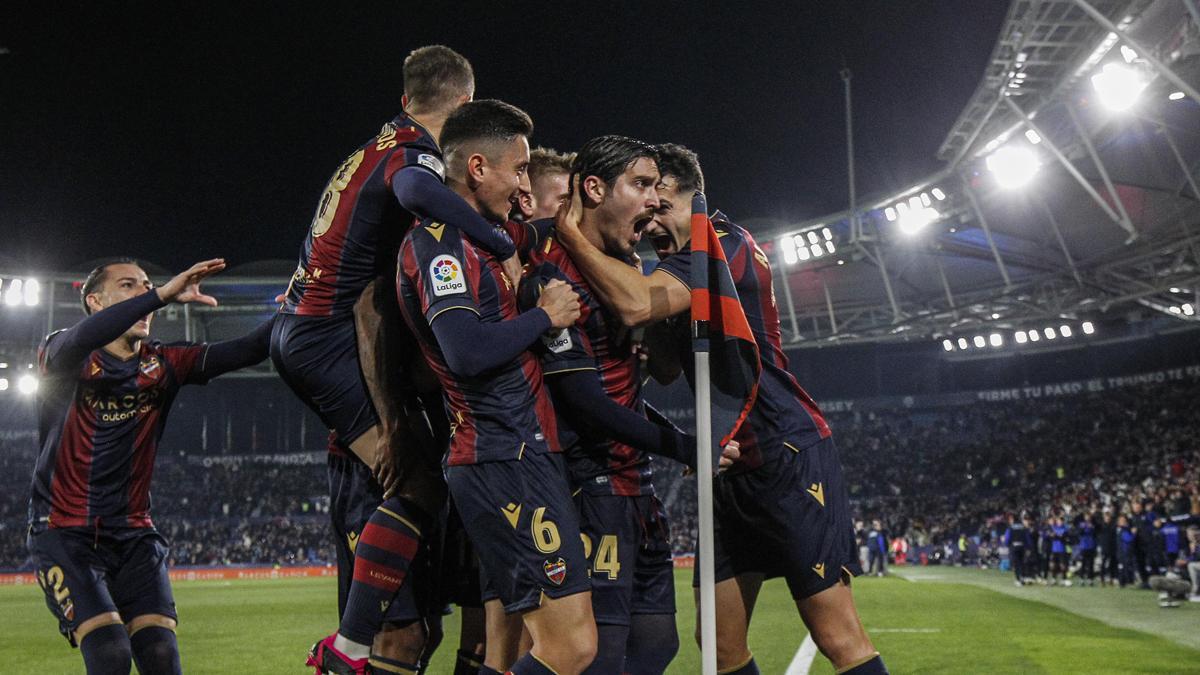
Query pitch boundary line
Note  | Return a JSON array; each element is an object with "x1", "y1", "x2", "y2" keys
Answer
[{"x1": 784, "y1": 633, "x2": 818, "y2": 675}]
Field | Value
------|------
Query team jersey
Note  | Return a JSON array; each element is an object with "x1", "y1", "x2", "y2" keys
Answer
[
  {"x1": 1051, "y1": 525, "x2": 1068, "y2": 553},
  {"x1": 30, "y1": 334, "x2": 207, "y2": 529},
  {"x1": 529, "y1": 233, "x2": 653, "y2": 497},
  {"x1": 281, "y1": 113, "x2": 445, "y2": 317},
  {"x1": 655, "y1": 213, "x2": 831, "y2": 471},
  {"x1": 398, "y1": 217, "x2": 560, "y2": 465}
]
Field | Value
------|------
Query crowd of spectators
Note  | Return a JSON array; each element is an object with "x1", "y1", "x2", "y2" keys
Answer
[{"x1": 3, "y1": 378, "x2": 1197, "y2": 581}]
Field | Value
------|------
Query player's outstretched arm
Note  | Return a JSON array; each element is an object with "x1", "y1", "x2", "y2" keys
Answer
[
  {"x1": 43, "y1": 259, "x2": 227, "y2": 372},
  {"x1": 553, "y1": 180, "x2": 689, "y2": 327},
  {"x1": 430, "y1": 280, "x2": 580, "y2": 377},
  {"x1": 191, "y1": 315, "x2": 276, "y2": 382},
  {"x1": 392, "y1": 166, "x2": 522, "y2": 283}
]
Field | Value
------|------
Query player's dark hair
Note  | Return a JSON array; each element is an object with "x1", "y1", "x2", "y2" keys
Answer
[
  {"x1": 80, "y1": 257, "x2": 141, "y2": 315},
  {"x1": 403, "y1": 45, "x2": 475, "y2": 112},
  {"x1": 571, "y1": 135, "x2": 658, "y2": 188},
  {"x1": 655, "y1": 143, "x2": 705, "y2": 194},
  {"x1": 528, "y1": 147, "x2": 575, "y2": 184},
  {"x1": 440, "y1": 99, "x2": 533, "y2": 163}
]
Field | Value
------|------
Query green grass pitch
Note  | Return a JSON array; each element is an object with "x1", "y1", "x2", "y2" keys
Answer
[{"x1": 3, "y1": 567, "x2": 1198, "y2": 673}]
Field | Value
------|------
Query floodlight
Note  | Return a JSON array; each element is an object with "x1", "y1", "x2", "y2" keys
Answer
[
  {"x1": 1184, "y1": 303, "x2": 1195, "y2": 316},
  {"x1": 973, "y1": 335, "x2": 986, "y2": 348},
  {"x1": 957, "y1": 338, "x2": 968, "y2": 350},
  {"x1": 824, "y1": 241, "x2": 835, "y2": 254},
  {"x1": 17, "y1": 374, "x2": 37, "y2": 395},
  {"x1": 1060, "y1": 325, "x2": 1072, "y2": 337},
  {"x1": 1028, "y1": 330, "x2": 1040, "y2": 342},
  {"x1": 797, "y1": 245, "x2": 811, "y2": 261},
  {"x1": 0, "y1": 378, "x2": 7, "y2": 391},
  {"x1": 807, "y1": 231, "x2": 819, "y2": 245},
  {"x1": 1082, "y1": 321, "x2": 1095, "y2": 334},
  {"x1": 989, "y1": 333, "x2": 1003, "y2": 347},
  {"x1": 1015, "y1": 331, "x2": 1028, "y2": 344},
  {"x1": 1168, "y1": 92, "x2": 1185, "y2": 101},
  {"x1": 1169, "y1": 306, "x2": 1182, "y2": 314},
  {"x1": 1024, "y1": 129, "x2": 1041, "y2": 144},
  {"x1": 822, "y1": 228, "x2": 833, "y2": 241},
  {"x1": 986, "y1": 144, "x2": 1040, "y2": 189},
  {"x1": 942, "y1": 339, "x2": 954, "y2": 352},
  {"x1": 1044, "y1": 327, "x2": 1057, "y2": 339},
  {"x1": 931, "y1": 188, "x2": 946, "y2": 201},
  {"x1": 1119, "y1": 45, "x2": 1137, "y2": 63},
  {"x1": 809, "y1": 244, "x2": 823, "y2": 258},
  {"x1": 920, "y1": 193, "x2": 931, "y2": 208},
  {"x1": 4, "y1": 279, "x2": 23, "y2": 306},
  {"x1": 780, "y1": 236, "x2": 798, "y2": 264},
  {"x1": 1091, "y1": 62, "x2": 1147, "y2": 112},
  {"x1": 1170, "y1": 287, "x2": 1183, "y2": 293},
  {"x1": 24, "y1": 279, "x2": 40, "y2": 306},
  {"x1": 884, "y1": 207, "x2": 897, "y2": 222}
]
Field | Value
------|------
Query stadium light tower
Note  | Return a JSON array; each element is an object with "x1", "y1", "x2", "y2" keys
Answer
[
  {"x1": 986, "y1": 144, "x2": 1040, "y2": 189},
  {"x1": 4, "y1": 279, "x2": 23, "y2": 306}
]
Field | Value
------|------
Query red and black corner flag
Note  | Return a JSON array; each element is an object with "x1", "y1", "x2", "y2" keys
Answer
[{"x1": 689, "y1": 192, "x2": 761, "y2": 454}]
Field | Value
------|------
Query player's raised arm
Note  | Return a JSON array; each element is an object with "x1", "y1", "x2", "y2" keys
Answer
[
  {"x1": 555, "y1": 176, "x2": 689, "y2": 328},
  {"x1": 188, "y1": 315, "x2": 276, "y2": 383},
  {"x1": 43, "y1": 258, "x2": 226, "y2": 372},
  {"x1": 430, "y1": 279, "x2": 579, "y2": 377}
]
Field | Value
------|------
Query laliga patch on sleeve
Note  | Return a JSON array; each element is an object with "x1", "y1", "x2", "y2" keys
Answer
[
  {"x1": 430, "y1": 255, "x2": 467, "y2": 296},
  {"x1": 416, "y1": 153, "x2": 446, "y2": 181},
  {"x1": 542, "y1": 328, "x2": 572, "y2": 353}
]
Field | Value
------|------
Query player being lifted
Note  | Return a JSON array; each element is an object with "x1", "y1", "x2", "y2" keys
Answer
[
  {"x1": 553, "y1": 145, "x2": 888, "y2": 675},
  {"x1": 27, "y1": 258, "x2": 274, "y2": 675},
  {"x1": 397, "y1": 99, "x2": 596, "y2": 675},
  {"x1": 269, "y1": 45, "x2": 520, "y2": 674},
  {"x1": 526, "y1": 135, "x2": 739, "y2": 674}
]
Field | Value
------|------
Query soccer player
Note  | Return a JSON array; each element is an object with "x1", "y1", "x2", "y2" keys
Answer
[
  {"x1": 527, "y1": 136, "x2": 737, "y2": 675},
  {"x1": 1004, "y1": 513, "x2": 1030, "y2": 585},
  {"x1": 27, "y1": 258, "x2": 273, "y2": 675},
  {"x1": 527, "y1": 148, "x2": 575, "y2": 220},
  {"x1": 553, "y1": 144, "x2": 887, "y2": 674},
  {"x1": 271, "y1": 45, "x2": 521, "y2": 673},
  {"x1": 1076, "y1": 514, "x2": 1098, "y2": 586},
  {"x1": 396, "y1": 99, "x2": 594, "y2": 675}
]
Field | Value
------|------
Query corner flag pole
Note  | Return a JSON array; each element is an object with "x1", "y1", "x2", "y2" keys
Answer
[
  {"x1": 695, "y1": 347, "x2": 717, "y2": 675},
  {"x1": 690, "y1": 190, "x2": 718, "y2": 675}
]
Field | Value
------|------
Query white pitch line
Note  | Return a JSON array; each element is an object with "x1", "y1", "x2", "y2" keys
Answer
[
  {"x1": 784, "y1": 633, "x2": 819, "y2": 675},
  {"x1": 868, "y1": 628, "x2": 942, "y2": 633}
]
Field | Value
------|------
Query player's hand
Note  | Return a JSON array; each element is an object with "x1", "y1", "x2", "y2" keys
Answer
[
  {"x1": 538, "y1": 279, "x2": 581, "y2": 329},
  {"x1": 718, "y1": 440, "x2": 741, "y2": 472},
  {"x1": 373, "y1": 434, "x2": 399, "y2": 497},
  {"x1": 554, "y1": 175, "x2": 584, "y2": 240},
  {"x1": 501, "y1": 254, "x2": 523, "y2": 290},
  {"x1": 274, "y1": 291, "x2": 286, "y2": 304},
  {"x1": 157, "y1": 258, "x2": 226, "y2": 306}
]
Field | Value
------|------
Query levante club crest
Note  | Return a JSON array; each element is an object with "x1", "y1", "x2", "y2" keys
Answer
[{"x1": 543, "y1": 557, "x2": 567, "y2": 586}]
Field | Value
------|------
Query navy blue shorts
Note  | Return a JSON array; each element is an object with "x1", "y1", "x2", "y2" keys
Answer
[
  {"x1": 575, "y1": 492, "x2": 675, "y2": 625},
  {"x1": 270, "y1": 313, "x2": 379, "y2": 450},
  {"x1": 328, "y1": 453, "x2": 425, "y2": 625},
  {"x1": 27, "y1": 525, "x2": 176, "y2": 646},
  {"x1": 697, "y1": 436, "x2": 862, "y2": 600},
  {"x1": 447, "y1": 452, "x2": 590, "y2": 614},
  {"x1": 433, "y1": 498, "x2": 484, "y2": 609}
]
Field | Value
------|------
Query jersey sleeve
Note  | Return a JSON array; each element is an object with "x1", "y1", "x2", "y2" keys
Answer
[
  {"x1": 383, "y1": 128, "x2": 444, "y2": 187},
  {"x1": 406, "y1": 223, "x2": 482, "y2": 323},
  {"x1": 653, "y1": 246, "x2": 692, "y2": 290}
]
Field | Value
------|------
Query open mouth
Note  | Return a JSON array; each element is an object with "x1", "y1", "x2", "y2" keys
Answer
[{"x1": 648, "y1": 231, "x2": 676, "y2": 256}]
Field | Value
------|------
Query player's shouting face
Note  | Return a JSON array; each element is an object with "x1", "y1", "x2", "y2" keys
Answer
[
  {"x1": 646, "y1": 173, "x2": 690, "y2": 259},
  {"x1": 583, "y1": 156, "x2": 660, "y2": 259}
]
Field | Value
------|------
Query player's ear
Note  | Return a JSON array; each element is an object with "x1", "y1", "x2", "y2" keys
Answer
[
  {"x1": 85, "y1": 292, "x2": 104, "y2": 315},
  {"x1": 582, "y1": 175, "x2": 605, "y2": 205},
  {"x1": 401, "y1": 93, "x2": 409, "y2": 109},
  {"x1": 466, "y1": 153, "x2": 487, "y2": 186}
]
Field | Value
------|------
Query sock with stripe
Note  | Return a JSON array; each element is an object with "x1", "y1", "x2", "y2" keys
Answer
[
  {"x1": 718, "y1": 655, "x2": 760, "y2": 675},
  {"x1": 338, "y1": 497, "x2": 423, "y2": 645},
  {"x1": 455, "y1": 648, "x2": 485, "y2": 675},
  {"x1": 506, "y1": 652, "x2": 557, "y2": 675},
  {"x1": 80, "y1": 623, "x2": 132, "y2": 675},
  {"x1": 837, "y1": 654, "x2": 888, "y2": 674},
  {"x1": 369, "y1": 653, "x2": 421, "y2": 674}
]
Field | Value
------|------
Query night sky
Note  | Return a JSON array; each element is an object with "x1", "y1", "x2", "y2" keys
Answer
[{"x1": 1, "y1": 2, "x2": 1009, "y2": 273}]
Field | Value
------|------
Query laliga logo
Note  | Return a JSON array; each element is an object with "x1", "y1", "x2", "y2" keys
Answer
[{"x1": 430, "y1": 255, "x2": 467, "y2": 297}]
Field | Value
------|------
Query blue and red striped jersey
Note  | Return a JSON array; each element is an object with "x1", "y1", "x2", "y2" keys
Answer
[
  {"x1": 530, "y1": 235, "x2": 653, "y2": 497},
  {"x1": 30, "y1": 334, "x2": 206, "y2": 529},
  {"x1": 397, "y1": 218, "x2": 560, "y2": 465},
  {"x1": 281, "y1": 113, "x2": 444, "y2": 317},
  {"x1": 656, "y1": 213, "x2": 831, "y2": 471}
]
